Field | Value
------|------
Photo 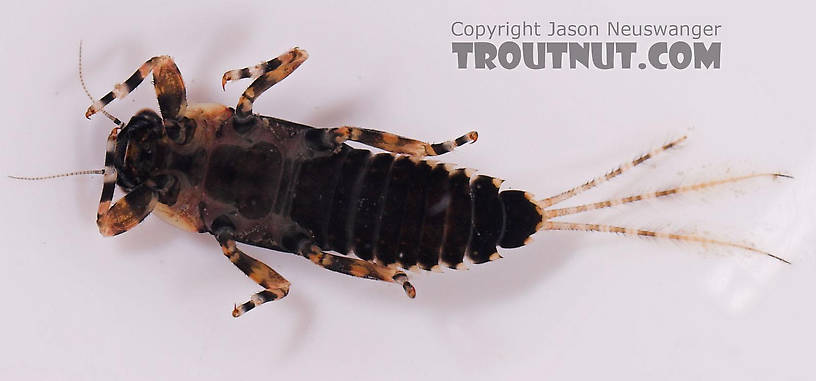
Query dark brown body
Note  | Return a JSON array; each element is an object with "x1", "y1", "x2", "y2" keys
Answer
[
  {"x1": 85, "y1": 48, "x2": 785, "y2": 317},
  {"x1": 155, "y1": 104, "x2": 541, "y2": 271}
]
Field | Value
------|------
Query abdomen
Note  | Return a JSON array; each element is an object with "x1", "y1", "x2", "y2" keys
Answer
[{"x1": 288, "y1": 146, "x2": 542, "y2": 270}]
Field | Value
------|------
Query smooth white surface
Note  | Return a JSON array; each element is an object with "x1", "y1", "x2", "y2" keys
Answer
[{"x1": 1, "y1": 1, "x2": 814, "y2": 380}]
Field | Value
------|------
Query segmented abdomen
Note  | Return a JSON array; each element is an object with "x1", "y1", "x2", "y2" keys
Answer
[{"x1": 289, "y1": 146, "x2": 542, "y2": 270}]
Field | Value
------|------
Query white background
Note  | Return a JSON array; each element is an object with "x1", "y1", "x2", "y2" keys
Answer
[{"x1": 1, "y1": 1, "x2": 814, "y2": 380}]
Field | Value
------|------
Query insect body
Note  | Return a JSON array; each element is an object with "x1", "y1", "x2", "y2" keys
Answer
[{"x1": 83, "y1": 47, "x2": 788, "y2": 317}]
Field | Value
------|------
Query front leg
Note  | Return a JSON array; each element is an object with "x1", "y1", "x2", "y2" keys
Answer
[
  {"x1": 96, "y1": 128, "x2": 158, "y2": 236},
  {"x1": 97, "y1": 185, "x2": 158, "y2": 236},
  {"x1": 85, "y1": 55, "x2": 187, "y2": 122}
]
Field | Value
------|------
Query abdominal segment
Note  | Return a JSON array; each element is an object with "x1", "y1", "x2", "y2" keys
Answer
[{"x1": 289, "y1": 147, "x2": 543, "y2": 270}]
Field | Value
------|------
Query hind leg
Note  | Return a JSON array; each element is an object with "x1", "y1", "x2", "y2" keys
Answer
[
  {"x1": 300, "y1": 244, "x2": 416, "y2": 298},
  {"x1": 316, "y1": 127, "x2": 478, "y2": 157},
  {"x1": 215, "y1": 230, "x2": 291, "y2": 317}
]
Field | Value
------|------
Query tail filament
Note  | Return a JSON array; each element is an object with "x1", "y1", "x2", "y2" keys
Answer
[{"x1": 535, "y1": 136, "x2": 791, "y2": 264}]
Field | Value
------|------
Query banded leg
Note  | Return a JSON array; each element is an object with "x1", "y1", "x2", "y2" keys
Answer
[
  {"x1": 97, "y1": 185, "x2": 158, "y2": 237},
  {"x1": 96, "y1": 128, "x2": 158, "y2": 236},
  {"x1": 539, "y1": 136, "x2": 687, "y2": 208},
  {"x1": 320, "y1": 126, "x2": 478, "y2": 157},
  {"x1": 301, "y1": 244, "x2": 416, "y2": 298},
  {"x1": 543, "y1": 173, "x2": 791, "y2": 219},
  {"x1": 221, "y1": 47, "x2": 309, "y2": 122},
  {"x1": 97, "y1": 128, "x2": 119, "y2": 218},
  {"x1": 541, "y1": 221, "x2": 790, "y2": 264},
  {"x1": 217, "y1": 235, "x2": 291, "y2": 317},
  {"x1": 85, "y1": 55, "x2": 187, "y2": 121}
]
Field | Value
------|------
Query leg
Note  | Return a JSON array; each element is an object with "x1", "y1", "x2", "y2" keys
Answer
[
  {"x1": 97, "y1": 184, "x2": 158, "y2": 236},
  {"x1": 97, "y1": 128, "x2": 119, "y2": 218},
  {"x1": 216, "y1": 233, "x2": 291, "y2": 318},
  {"x1": 221, "y1": 47, "x2": 309, "y2": 122},
  {"x1": 79, "y1": 41, "x2": 124, "y2": 128},
  {"x1": 320, "y1": 126, "x2": 478, "y2": 157},
  {"x1": 96, "y1": 128, "x2": 158, "y2": 236},
  {"x1": 85, "y1": 55, "x2": 187, "y2": 122},
  {"x1": 539, "y1": 136, "x2": 687, "y2": 208},
  {"x1": 541, "y1": 221, "x2": 790, "y2": 264},
  {"x1": 301, "y1": 244, "x2": 416, "y2": 298},
  {"x1": 543, "y1": 173, "x2": 791, "y2": 218}
]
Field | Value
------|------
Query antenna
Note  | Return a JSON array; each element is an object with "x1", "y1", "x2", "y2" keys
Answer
[{"x1": 8, "y1": 169, "x2": 105, "y2": 181}]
